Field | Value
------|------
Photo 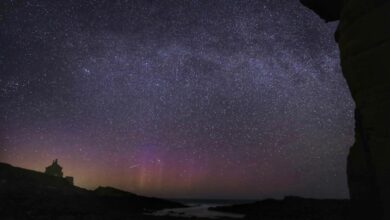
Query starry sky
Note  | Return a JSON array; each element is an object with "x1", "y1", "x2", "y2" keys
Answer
[{"x1": 0, "y1": 0, "x2": 355, "y2": 199}]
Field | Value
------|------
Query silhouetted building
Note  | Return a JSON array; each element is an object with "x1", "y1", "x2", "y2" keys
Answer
[
  {"x1": 45, "y1": 159, "x2": 63, "y2": 178},
  {"x1": 64, "y1": 176, "x2": 74, "y2": 185},
  {"x1": 44, "y1": 159, "x2": 74, "y2": 185}
]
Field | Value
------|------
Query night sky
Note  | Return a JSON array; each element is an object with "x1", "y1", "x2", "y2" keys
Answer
[{"x1": 0, "y1": 0, "x2": 354, "y2": 199}]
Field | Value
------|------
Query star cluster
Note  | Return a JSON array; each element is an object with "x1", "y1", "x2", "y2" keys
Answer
[{"x1": 0, "y1": 0, "x2": 354, "y2": 199}]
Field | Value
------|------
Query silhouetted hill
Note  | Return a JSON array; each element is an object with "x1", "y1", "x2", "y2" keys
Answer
[
  {"x1": 0, "y1": 162, "x2": 89, "y2": 196},
  {"x1": 210, "y1": 196, "x2": 350, "y2": 219},
  {"x1": 94, "y1": 186, "x2": 139, "y2": 197},
  {"x1": 0, "y1": 162, "x2": 186, "y2": 219}
]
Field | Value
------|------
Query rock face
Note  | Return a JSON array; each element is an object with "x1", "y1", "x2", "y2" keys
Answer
[{"x1": 0, "y1": 162, "x2": 185, "y2": 219}]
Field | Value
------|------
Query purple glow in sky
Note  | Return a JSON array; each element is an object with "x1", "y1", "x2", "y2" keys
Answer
[{"x1": 0, "y1": 0, "x2": 354, "y2": 199}]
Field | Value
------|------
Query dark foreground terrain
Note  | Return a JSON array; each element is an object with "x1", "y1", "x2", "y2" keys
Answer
[
  {"x1": 210, "y1": 196, "x2": 350, "y2": 220},
  {"x1": 0, "y1": 162, "x2": 187, "y2": 219},
  {"x1": 0, "y1": 162, "x2": 351, "y2": 219}
]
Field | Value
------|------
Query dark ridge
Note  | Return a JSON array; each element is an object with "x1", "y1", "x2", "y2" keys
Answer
[{"x1": 0, "y1": 162, "x2": 186, "y2": 219}]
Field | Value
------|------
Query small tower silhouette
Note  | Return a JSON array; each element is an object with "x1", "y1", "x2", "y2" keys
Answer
[{"x1": 45, "y1": 159, "x2": 63, "y2": 177}]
